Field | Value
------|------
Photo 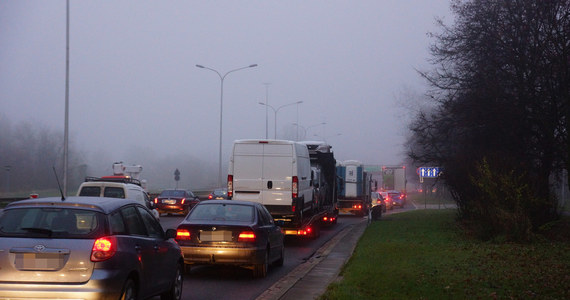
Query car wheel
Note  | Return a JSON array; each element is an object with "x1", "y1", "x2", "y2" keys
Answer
[
  {"x1": 253, "y1": 251, "x2": 268, "y2": 278},
  {"x1": 274, "y1": 246, "x2": 284, "y2": 267},
  {"x1": 183, "y1": 263, "x2": 192, "y2": 274},
  {"x1": 120, "y1": 278, "x2": 137, "y2": 300},
  {"x1": 161, "y1": 263, "x2": 183, "y2": 300}
]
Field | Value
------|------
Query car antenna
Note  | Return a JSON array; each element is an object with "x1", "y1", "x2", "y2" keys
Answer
[{"x1": 53, "y1": 166, "x2": 66, "y2": 201}]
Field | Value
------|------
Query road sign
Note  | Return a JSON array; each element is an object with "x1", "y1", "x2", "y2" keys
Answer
[{"x1": 419, "y1": 167, "x2": 440, "y2": 178}]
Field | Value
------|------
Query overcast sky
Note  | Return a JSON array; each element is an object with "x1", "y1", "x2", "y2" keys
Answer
[{"x1": 1, "y1": 1, "x2": 451, "y2": 171}]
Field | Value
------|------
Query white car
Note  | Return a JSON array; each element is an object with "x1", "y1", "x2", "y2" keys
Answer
[{"x1": 77, "y1": 176, "x2": 160, "y2": 219}]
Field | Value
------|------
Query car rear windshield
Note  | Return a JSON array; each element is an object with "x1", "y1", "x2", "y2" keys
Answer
[
  {"x1": 0, "y1": 207, "x2": 105, "y2": 238},
  {"x1": 159, "y1": 190, "x2": 186, "y2": 197},
  {"x1": 188, "y1": 203, "x2": 254, "y2": 222},
  {"x1": 79, "y1": 186, "x2": 101, "y2": 196}
]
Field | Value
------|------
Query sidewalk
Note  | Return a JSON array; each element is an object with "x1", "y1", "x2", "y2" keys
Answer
[{"x1": 256, "y1": 219, "x2": 368, "y2": 300}]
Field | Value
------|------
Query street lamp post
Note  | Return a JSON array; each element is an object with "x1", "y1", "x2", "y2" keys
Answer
[
  {"x1": 259, "y1": 101, "x2": 303, "y2": 139},
  {"x1": 196, "y1": 63, "x2": 258, "y2": 187},
  {"x1": 4, "y1": 165, "x2": 11, "y2": 194}
]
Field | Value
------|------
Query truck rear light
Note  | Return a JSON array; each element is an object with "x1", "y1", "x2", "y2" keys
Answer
[
  {"x1": 292, "y1": 176, "x2": 298, "y2": 198},
  {"x1": 227, "y1": 175, "x2": 233, "y2": 198},
  {"x1": 176, "y1": 229, "x2": 191, "y2": 240},
  {"x1": 91, "y1": 236, "x2": 117, "y2": 262},
  {"x1": 238, "y1": 231, "x2": 256, "y2": 242}
]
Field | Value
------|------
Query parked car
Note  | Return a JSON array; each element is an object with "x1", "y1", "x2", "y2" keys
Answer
[
  {"x1": 154, "y1": 189, "x2": 200, "y2": 216},
  {"x1": 77, "y1": 175, "x2": 160, "y2": 219},
  {"x1": 0, "y1": 196, "x2": 183, "y2": 300},
  {"x1": 175, "y1": 200, "x2": 285, "y2": 278},
  {"x1": 208, "y1": 188, "x2": 228, "y2": 200}
]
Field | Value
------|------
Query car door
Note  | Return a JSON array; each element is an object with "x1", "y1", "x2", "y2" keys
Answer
[
  {"x1": 257, "y1": 205, "x2": 283, "y2": 262},
  {"x1": 119, "y1": 205, "x2": 163, "y2": 296},
  {"x1": 135, "y1": 206, "x2": 175, "y2": 291}
]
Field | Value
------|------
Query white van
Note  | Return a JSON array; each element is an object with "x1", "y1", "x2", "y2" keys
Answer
[{"x1": 227, "y1": 139, "x2": 314, "y2": 218}]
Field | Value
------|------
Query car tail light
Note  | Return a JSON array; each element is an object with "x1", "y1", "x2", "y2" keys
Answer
[
  {"x1": 208, "y1": 194, "x2": 213, "y2": 199},
  {"x1": 91, "y1": 236, "x2": 117, "y2": 262},
  {"x1": 176, "y1": 229, "x2": 191, "y2": 240},
  {"x1": 292, "y1": 176, "x2": 298, "y2": 199},
  {"x1": 154, "y1": 198, "x2": 158, "y2": 204},
  {"x1": 238, "y1": 231, "x2": 256, "y2": 242},
  {"x1": 181, "y1": 198, "x2": 186, "y2": 204},
  {"x1": 377, "y1": 199, "x2": 381, "y2": 204},
  {"x1": 227, "y1": 175, "x2": 233, "y2": 198}
]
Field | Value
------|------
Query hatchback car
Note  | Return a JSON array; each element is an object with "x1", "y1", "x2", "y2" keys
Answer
[
  {"x1": 207, "y1": 188, "x2": 228, "y2": 200},
  {"x1": 0, "y1": 196, "x2": 183, "y2": 300},
  {"x1": 175, "y1": 200, "x2": 284, "y2": 278},
  {"x1": 379, "y1": 191, "x2": 394, "y2": 210},
  {"x1": 386, "y1": 190, "x2": 406, "y2": 208},
  {"x1": 154, "y1": 189, "x2": 200, "y2": 216}
]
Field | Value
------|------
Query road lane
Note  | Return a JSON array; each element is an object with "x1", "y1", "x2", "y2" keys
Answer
[{"x1": 155, "y1": 214, "x2": 365, "y2": 300}]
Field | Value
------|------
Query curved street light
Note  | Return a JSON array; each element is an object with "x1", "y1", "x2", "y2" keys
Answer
[
  {"x1": 259, "y1": 101, "x2": 303, "y2": 139},
  {"x1": 196, "y1": 63, "x2": 258, "y2": 187}
]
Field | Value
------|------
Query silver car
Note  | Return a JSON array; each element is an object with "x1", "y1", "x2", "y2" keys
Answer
[{"x1": 0, "y1": 196, "x2": 183, "y2": 300}]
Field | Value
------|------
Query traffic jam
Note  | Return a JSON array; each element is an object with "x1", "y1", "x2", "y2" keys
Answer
[{"x1": 0, "y1": 142, "x2": 409, "y2": 299}]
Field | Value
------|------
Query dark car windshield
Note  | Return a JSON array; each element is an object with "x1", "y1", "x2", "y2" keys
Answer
[
  {"x1": 188, "y1": 203, "x2": 253, "y2": 222},
  {"x1": 159, "y1": 190, "x2": 187, "y2": 197},
  {"x1": 0, "y1": 207, "x2": 104, "y2": 238}
]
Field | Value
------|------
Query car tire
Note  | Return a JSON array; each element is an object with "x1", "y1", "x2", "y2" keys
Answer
[
  {"x1": 161, "y1": 263, "x2": 183, "y2": 300},
  {"x1": 253, "y1": 251, "x2": 268, "y2": 278},
  {"x1": 183, "y1": 263, "x2": 192, "y2": 274},
  {"x1": 274, "y1": 246, "x2": 284, "y2": 267},
  {"x1": 120, "y1": 278, "x2": 137, "y2": 300}
]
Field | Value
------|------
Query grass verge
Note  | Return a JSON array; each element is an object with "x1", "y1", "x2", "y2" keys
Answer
[{"x1": 320, "y1": 210, "x2": 570, "y2": 299}]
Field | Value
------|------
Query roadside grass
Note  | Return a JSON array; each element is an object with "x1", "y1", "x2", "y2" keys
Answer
[
  {"x1": 320, "y1": 210, "x2": 570, "y2": 300},
  {"x1": 407, "y1": 192, "x2": 454, "y2": 205}
]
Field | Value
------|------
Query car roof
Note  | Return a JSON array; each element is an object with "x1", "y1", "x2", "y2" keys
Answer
[
  {"x1": 5, "y1": 196, "x2": 140, "y2": 214},
  {"x1": 197, "y1": 199, "x2": 257, "y2": 206}
]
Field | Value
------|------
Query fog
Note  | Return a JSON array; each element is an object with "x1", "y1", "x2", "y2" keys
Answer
[{"x1": 1, "y1": 1, "x2": 450, "y2": 190}]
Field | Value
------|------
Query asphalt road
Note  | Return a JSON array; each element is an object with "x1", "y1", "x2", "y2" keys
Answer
[{"x1": 156, "y1": 213, "x2": 365, "y2": 300}]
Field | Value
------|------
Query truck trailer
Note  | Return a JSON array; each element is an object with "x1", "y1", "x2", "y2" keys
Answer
[{"x1": 337, "y1": 160, "x2": 371, "y2": 217}]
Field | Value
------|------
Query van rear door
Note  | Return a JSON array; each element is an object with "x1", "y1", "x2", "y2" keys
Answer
[
  {"x1": 233, "y1": 142, "x2": 264, "y2": 202},
  {"x1": 261, "y1": 143, "x2": 294, "y2": 207}
]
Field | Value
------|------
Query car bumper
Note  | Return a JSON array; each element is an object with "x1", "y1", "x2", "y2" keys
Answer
[
  {"x1": 180, "y1": 245, "x2": 265, "y2": 266},
  {"x1": 157, "y1": 205, "x2": 188, "y2": 213},
  {"x1": 0, "y1": 269, "x2": 125, "y2": 300}
]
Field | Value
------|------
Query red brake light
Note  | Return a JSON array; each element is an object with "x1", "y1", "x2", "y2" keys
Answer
[
  {"x1": 176, "y1": 229, "x2": 191, "y2": 240},
  {"x1": 91, "y1": 236, "x2": 117, "y2": 262},
  {"x1": 208, "y1": 194, "x2": 213, "y2": 199},
  {"x1": 227, "y1": 175, "x2": 233, "y2": 198},
  {"x1": 238, "y1": 231, "x2": 256, "y2": 242},
  {"x1": 292, "y1": 176, "x2": 298, "y2": 199}
]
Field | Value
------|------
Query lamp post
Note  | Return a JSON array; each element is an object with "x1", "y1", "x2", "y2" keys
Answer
[
  {"x1": 305, "y1": 122, "x2": 326, "y2": 140},
  {"x1": 259, "y1": 101, "x2": 303, "y2": 139},
  {"x1": 196, "y1": 63, "x2": 258, "y2": 187}
]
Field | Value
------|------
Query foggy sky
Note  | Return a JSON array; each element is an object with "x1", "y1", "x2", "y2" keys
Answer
[{"x1": 1, "y1": 1, "x2": 451, "y2": 183}]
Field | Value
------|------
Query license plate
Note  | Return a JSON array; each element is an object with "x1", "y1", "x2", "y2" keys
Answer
[
  {"x1": 162, "y1": 199, "x2": 176, "y2": 204},
  {"x1": 14, "y1": 253, "x2": 66, "y2": 271},
  {"x1": 200, "y1": 231, "x2": 232, "y2": 242}
]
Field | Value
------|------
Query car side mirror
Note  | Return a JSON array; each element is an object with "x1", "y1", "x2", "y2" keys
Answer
[{"x1": 165, "y1": 228, "x2": 177, "y2": 239}]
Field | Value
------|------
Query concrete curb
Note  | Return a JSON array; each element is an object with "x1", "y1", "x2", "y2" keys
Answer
[{"x1": 256, "y1": 219, "x2": 368, "y2": 300}]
